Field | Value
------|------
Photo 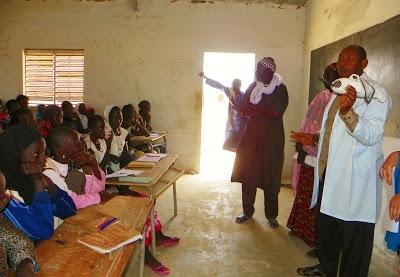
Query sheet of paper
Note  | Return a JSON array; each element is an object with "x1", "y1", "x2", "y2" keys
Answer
[
  {"x1": 385, "y1": 168, "x2": 399, "y2": 232},
  {"x1": 106, "y1": 168, "x2": 143, "y2": 179},
  {"x1": 137, "y1": 154, "x2": 166, "y2": 163},
  {"x1": 146, "y1": 153, "x2": 167, "y2": 158}
]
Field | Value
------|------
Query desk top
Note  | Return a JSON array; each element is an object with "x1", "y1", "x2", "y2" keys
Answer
[
  {"x1": 36, "y1": 196, "x2": 152, "y2": 276},
  {"x1": 106, "y1": 154, "x2": 178, "y2": 187},
  {"x1": 129, "y1": 132, "x2": 167, "y2": 143}
]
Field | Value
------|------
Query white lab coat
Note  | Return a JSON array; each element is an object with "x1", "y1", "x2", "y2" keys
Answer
[{"x1": 311, "y1": 74, "x2": 392, "y2": 223}]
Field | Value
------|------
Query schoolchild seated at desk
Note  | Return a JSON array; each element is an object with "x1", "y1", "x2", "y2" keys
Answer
[
  {"x1": 61, "y1": 101, "x2": 87, "y2": 134},
  {"x1": 0, "y1": 170, "x2": 40, "y2": 277},
  {"x1": 0, "y1": 124, "x2": 76, "y2": 240},
  {"x1": 138, "y1": 100, "x2": 152, "y2": 132},
  {"x1": 43, "y1": 126, "x2": 118, "y2": 209},
  {"x1": 124, "y1": 104, "x2": 165, "y2": 153},
  {"x1": 83, "y1": 115, "x2": 113, "y2": 171},
  {"x1": 104, "y1": 105, "x2": 135, "y2": 172},
  {"x1": 38, "y1": 105, "x2": 63, "y2": 138}
]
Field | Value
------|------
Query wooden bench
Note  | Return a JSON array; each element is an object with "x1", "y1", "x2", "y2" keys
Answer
[{"x1": 35, "y1": 196, "x2": 152, "y2": 277}]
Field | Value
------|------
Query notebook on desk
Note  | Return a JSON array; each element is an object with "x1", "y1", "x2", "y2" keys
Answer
[
  {"x1": 78, "y1": 222, "x2": 143, "y2": 254},
  {"x1": 117, "y1": 176, "x2": 152, "y2": 183},
  {"x1": 126, "y1": 161, "x2": 155, "y2": 169}
]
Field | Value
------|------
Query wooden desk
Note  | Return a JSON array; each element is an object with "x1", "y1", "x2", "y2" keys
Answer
[
  {"x1": 36, "y1": 196, "x2": 152, "y2": 277},
  {"x1": 128, "y1": 132, "x2": 167, "y2": 152},
  {"x1": 106, "y1": 154, "x2": 184, "y2": 255}
]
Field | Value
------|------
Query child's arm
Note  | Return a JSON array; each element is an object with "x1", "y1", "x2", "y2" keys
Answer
[
  {"x1": 3, "y1": 193, "x2": 54, "y2": 240},
  {"x1": 380, "y1": 151, "x2": 400, "y2": 185},
  {"x1": 43, "y1": 168, "x2": 102, "y2": 210}
]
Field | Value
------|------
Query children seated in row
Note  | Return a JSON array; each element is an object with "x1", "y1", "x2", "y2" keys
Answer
[
  {"x1": 0, "y1": 171, "x2": 40, "y2": 277},
  {"x1": 122, "y1": 104, "x2": 150, "y2": 137},
  {"x1": 86, "y1": 111, "x2": 178, "y2": 274}
]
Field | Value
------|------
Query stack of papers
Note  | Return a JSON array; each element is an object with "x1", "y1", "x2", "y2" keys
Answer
[
  {"x1": 137, "y1": 153, "x2": 167, "y2": 163},
  {"x1": 106, "y1": 168, "x2": 143, "y2": 179}
]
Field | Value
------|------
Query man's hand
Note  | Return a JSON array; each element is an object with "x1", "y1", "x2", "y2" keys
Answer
[
  {"x1": 390, "y1": 195, "x2": 400, "y2": 222},
  {"x1": 290, "y1": 131, "x2": 319, "y2": 146},
  {"x1": 339, "y1": 86, "x2": 357, "y2": 114},
  {"x1": 199, "y1": 72, "x2": 205, "y2": 78},
  {"x1": 380, "y1": 151, "x2": 400, "y2": 185}
]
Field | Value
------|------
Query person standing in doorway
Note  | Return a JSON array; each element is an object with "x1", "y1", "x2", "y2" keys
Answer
[
  {"x1": 232, "y1": 57, "x2": 288, "y2": 228},
  {"x1": 199, "y1": 72, "x2": 247, "y2": 152}
]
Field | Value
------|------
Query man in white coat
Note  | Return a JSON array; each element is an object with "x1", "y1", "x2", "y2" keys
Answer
[{"x1": 310, "y1": 45, "x2": 392, "y2": 276}]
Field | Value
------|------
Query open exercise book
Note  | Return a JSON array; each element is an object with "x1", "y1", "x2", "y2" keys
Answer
[{"x1": 78, "y1": 222, "x2": 143, "y2": 254}]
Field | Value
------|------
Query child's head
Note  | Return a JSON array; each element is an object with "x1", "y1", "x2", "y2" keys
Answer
[
  {"x1": 61, "y1": 101, "x2": 74, "y2": 119},
  {"x1": 16, "y1": 95, "x2": 29, "y2": 109},
  {"x1": 5, "y1": 99, "x2": 20, "y2": 116},
  {"x1": 122, "y1": 104, "x2": 135, "y2": 122},
  {"x1": 88, "y1": 114, "x2": 106, "y2": 140},
  {"x1": 109, "y1": 106, "x2": 122, "y2": 131},
  {"x1": 16, "y1": 108, "x2": 35, "y2": 126},
  {"x1": 44, "y1": 105, "x2": 63, "y2": 127},
  {"x1": 138, "y1": 100, "x2": 151, "y2": 113},
  {"x1": 78, "y1": 103, "x2": 87, "y2": 115},
  {"x1": 37, "y1": 104, "x2": 46, "y2": 117},
  {"x1": 0, "y1": 171, "x2": 10, "y2": 211}
]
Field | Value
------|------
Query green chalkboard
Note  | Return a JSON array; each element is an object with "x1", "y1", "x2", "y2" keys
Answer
[{"x1": 309, "y1": 14, "x2": 400, "y2": 137}]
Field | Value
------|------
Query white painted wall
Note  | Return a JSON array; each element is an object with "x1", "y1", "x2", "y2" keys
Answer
[
  {"x1": 303, "y1": 0, "x2": 400, "y2": 271},
  {"x1": 0, "y1": 0, "x2": 305, "y2": 177}
]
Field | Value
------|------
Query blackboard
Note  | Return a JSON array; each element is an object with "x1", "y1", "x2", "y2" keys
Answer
[{"x1": 309, "y1": 14, "x2": 400, "y2": 137}]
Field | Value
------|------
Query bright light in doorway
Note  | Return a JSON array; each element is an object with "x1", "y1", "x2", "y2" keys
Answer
[{"x1": 200, "y1": 52, "x2": 255, "y2": 179}]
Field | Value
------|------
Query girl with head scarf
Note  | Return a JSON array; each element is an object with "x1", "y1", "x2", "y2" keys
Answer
[
  {"x1": 232, "y1": 57, "x2": 288, "y2": 228},
  {"x1": 0, "y1": 124, "x2": 76, "y2": 240}
]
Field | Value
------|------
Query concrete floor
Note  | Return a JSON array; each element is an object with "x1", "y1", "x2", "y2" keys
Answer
[{"x1": 126, "y1": 174, "x2": 397, "y2": 277}]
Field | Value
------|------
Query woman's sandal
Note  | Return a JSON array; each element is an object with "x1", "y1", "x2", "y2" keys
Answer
[
  {"x1": 235, "y1": 214, "x2": 252, "y2": 224},
  {"x1": 157, "y1": 236, "x2": 180, "y2": 247},
  {"x1": 150, "y1": 265, "x2": 170, "y2": 275},
  {"x1": 296, "y1": 265, "x2": 323, "y2": 276}
]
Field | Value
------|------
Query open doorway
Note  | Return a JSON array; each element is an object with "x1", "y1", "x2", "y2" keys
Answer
[{"x1": 200, "y1": 52, "x2": 255, "y2": 179}]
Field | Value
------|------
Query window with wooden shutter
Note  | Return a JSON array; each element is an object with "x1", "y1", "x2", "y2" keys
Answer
[{"x1": 24, "y1": 49, "x2": 84, "y2": 106}]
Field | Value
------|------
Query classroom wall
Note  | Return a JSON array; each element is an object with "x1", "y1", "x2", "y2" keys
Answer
[
  {"x1": 0, "y1": 0, "x2": 305, "y2": 178},
  {"x1": 303, "y1": 0, "x2": 400, "y2": 268}
]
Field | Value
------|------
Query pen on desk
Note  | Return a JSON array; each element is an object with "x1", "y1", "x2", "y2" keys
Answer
[{"x1": 97, "y1": 217, "x2": 118, "y2": 231}]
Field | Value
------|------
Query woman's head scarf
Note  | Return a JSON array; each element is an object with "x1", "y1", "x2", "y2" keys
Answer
[{"x1": 0, "y1": 124, "x2": 42, "y2": 204}]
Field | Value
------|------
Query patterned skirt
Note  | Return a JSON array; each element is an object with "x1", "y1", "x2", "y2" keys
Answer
[{"x1": 287, "y1": 164, "x2": 317, "y2": 247}]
